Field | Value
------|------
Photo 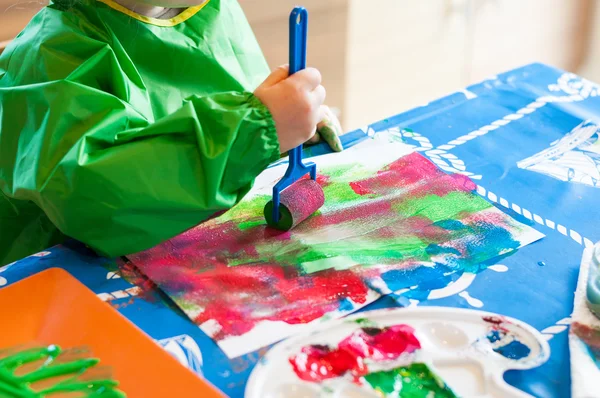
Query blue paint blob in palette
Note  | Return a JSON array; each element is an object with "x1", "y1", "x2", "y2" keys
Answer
[
  {"x1": 483, "y1": 316, "x2": 535, "y2": 361},
  {"x1": 486, "y1": 330, "x2": 503, "y2": 343},
  {"x1": 494, "y1": 340, "x2": 532, "y2": 360}
]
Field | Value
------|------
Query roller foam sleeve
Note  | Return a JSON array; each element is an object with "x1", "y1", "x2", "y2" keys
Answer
[{"x1": 264, "y1": 179, "x2": 325, "y2": 231}]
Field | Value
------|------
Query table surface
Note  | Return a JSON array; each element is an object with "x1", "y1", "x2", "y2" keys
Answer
[{"x1": 2, "y1": 63, "x2": 599, "y2": 398}]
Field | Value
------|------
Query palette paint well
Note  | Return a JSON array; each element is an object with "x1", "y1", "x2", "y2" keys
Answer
[{"x1": 246, "y1": 307, "x2": 550, "y2": 398}]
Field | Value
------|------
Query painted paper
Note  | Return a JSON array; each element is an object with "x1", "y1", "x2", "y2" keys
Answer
[{"x1": 130, "y1": 134, "x2": 543, "y2": 357}]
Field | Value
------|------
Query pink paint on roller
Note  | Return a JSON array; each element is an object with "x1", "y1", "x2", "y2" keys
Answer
[{"x1": 265, "y1": 179, "x2": 325, "y2": 231}]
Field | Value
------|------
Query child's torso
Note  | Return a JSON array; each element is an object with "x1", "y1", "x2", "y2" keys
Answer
[{"x1": 90, "y1": 0, "x2": 270, "y2": 119}]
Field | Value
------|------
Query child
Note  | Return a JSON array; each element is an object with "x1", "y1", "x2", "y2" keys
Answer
[{"x1": 0, "y1": 0, "x2": 344, "y2": 266}]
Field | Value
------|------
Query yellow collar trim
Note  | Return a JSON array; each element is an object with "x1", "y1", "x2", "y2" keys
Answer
[{"x1": 97, "y1": 0, "x2": 210, "y2": 27}]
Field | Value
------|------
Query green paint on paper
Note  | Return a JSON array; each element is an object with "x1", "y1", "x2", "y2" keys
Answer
[
  {"x1": 219, "y1": 194, "x2": 271, "y2": 223},
  {"x1": 323, "y1": 182, "x2": 363, "y2": 204},
  {"x1": 364, "y1": 363, "x2": 457, "y2": 398},
  {"x1": 393, "y1": 192, "x2": 490, "y2": 222},
  {"x1": 301, "y1": 256, "x2": 360, "y2": 274},
  {"x1": 237, "y1": 220, "x2": 265, "y2": 231},
  {"x1": 296, "y1": 235, "x2": 428, "y2": 273},
  {"x1": 0, "y1": 345, "x2": 125, "y2": 397}
]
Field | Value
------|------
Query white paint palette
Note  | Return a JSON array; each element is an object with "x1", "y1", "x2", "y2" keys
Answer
[{"x1": 246, "y1": 307, "x2": 549, "y2": 398}]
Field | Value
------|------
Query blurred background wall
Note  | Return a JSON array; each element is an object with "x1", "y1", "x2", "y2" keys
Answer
[{"x1": 1, "y1": 0, "x2": 598, "y2": 131}]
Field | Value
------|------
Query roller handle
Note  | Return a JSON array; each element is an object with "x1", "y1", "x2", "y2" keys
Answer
[{"x1": 271, "y1": 7, "x2": 317, "y2": 224}]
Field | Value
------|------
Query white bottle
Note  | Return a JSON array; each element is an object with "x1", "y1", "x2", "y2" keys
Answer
[{"x1": 587, "y1": 242, "x2": 600, "y2": 318}]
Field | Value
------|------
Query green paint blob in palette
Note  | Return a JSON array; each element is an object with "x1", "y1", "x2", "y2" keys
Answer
[
  {"x1": 365, "y1": 363, "x2": 457, "y2": 398},
  {"x1": 0, "y1": 345, "x2": 125, "y2": 397}
]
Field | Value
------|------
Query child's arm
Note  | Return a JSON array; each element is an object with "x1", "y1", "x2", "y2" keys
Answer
[{"x1": 0, "y1": 42, "x2": 323, "y2": 259}]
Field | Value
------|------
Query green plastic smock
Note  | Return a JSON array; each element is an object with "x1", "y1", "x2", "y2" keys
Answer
[{"x1": 0, "y1": 0, "x2": 280, "y2": 266}]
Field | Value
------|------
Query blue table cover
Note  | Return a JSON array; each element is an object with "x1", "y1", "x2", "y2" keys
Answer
[{"x1": 2, "y1": 63, "x2": 599, "y2": 398}]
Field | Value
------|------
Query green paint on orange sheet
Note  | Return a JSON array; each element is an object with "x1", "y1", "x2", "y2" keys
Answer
[{"x1": 0, "y1": 345, "x2": 125, "y2": 398}]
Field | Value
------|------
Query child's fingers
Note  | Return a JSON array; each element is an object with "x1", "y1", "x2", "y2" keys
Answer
[
  {"x1": 311, "y1": 85, "x2": 326, "y2": 107},
  {"x1": 261, "y1": 64, "x2": 290, "y2": 87},
  {"x1": 289, "y1": 67, "x2": 322, "y2": 90},
  {"x1": 318, "y1": 124, "x2": 344, "y2": 152},
  {"x1": 306, "y1": 133, "x2": 322, "y2": 145},
  {"x1": 316, "y1": 106, "x2": 344, "y2": 152},
  {"x1": 324, "y1": 106, "x2": 342, "y2": 132}
]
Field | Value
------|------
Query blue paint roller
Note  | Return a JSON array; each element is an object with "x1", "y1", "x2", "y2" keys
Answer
[{"x1": 264, "y1": 7, "x2": 325, "y2": 231}]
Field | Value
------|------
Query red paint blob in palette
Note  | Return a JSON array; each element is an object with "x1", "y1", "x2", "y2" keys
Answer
[
  {"x1": 290, "y1": 344, "x2": 367, "y2": 382},
  {"x1": 289, "y1": 324, "x2": 421, "y2": 382},
  {"x1": 339, "y1": 324, "x2": 421, "y2": 361}
]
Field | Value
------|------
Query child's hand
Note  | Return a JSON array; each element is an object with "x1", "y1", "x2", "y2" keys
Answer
[
  {"x1": 255, "y1": 65, "x2": 326, "y2": 153},
  {"x1": 306, "y1": 105, "x2": 344, "y2": 152}
]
